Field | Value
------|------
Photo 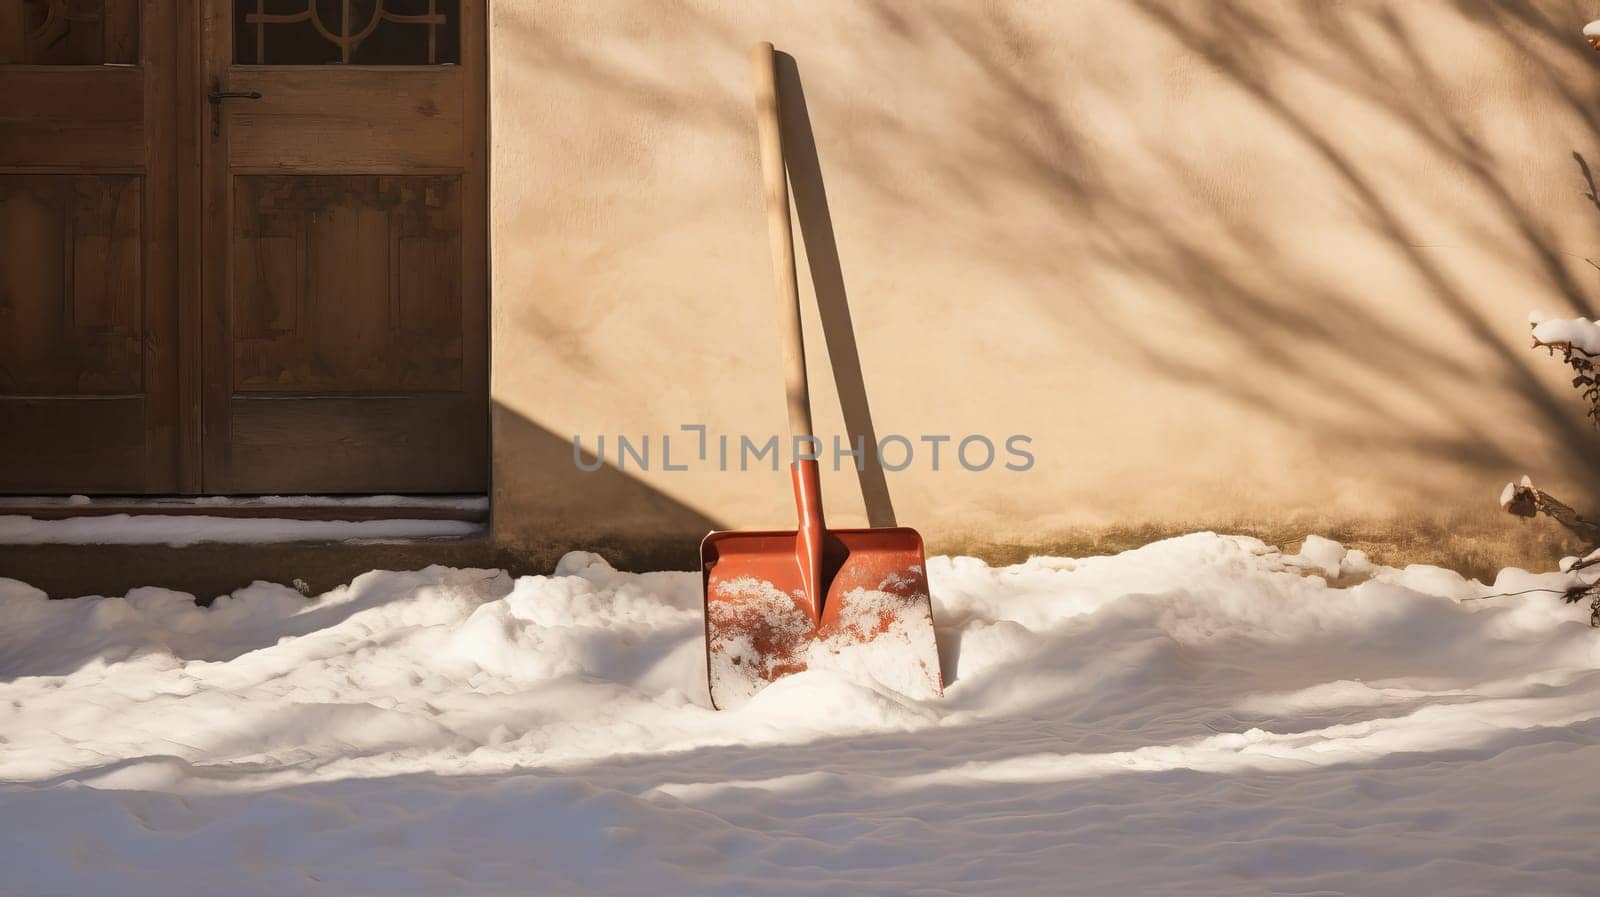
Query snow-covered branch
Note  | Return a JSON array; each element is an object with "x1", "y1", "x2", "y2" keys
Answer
[
  {"x1": 1500, "y1": 475, "x2": 1600, "y2": 545},
  {"x1": 1527, "y1": 312, "x2": 1600, "y2": 425},
  {"x1": 1529, "y1": 312, "x2": 1600, "y2": 356}
]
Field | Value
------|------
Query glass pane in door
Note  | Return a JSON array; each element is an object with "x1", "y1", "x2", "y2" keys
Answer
[{"x1": 233, "y1": 0, "x2": 459, "y2": 65}]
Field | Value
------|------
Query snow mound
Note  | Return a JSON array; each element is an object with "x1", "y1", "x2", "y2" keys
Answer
[{"x1": 2, "y1": 534, "x2": 1598, "y2": 895}]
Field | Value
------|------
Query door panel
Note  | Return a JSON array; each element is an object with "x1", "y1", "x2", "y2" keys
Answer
[
  {"x1": 0, "y1": 0, "x2": 139, "y2": 65},
  {"x1": 0, "y1": 1, "x2": 180, "y2": 494},
  {"x1": 0, "y1": 68, "x2": 146, "y2": 169},
  {"x1": 225, "y1": 68, "x2": 464, "y2": 171},
  {"x1": 201, "y1": 0, "x2": 486, "y2": 494},
  {"x1": 0, "y1": 175, "x2": 143, "y2": 394},
  {"x1": 231, "y1": 174, "x2": 463, "y2": 393},
  {"x1": 2, "y1": 398, "x2": 147, "y2": 493},
  {"x1": 228, "y1": 394, "x2": 483, "y2": 493}
]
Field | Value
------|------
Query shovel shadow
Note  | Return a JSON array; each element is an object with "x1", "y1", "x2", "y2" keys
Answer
[{"x1": 774, "y1": 52, "x2": 899, "y2": 529}]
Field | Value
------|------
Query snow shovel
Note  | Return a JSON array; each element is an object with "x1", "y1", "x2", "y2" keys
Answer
[{"x1": 700, "y1": 42, "x2": 944, "y2": 710}]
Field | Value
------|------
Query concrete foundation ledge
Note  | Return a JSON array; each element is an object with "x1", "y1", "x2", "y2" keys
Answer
[{"x1": 0, "y1": 509, "x2": 1581, "y2": 600}]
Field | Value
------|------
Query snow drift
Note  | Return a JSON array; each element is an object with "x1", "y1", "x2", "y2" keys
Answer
[{"x1": 2, "y1": 533, "x2": 1598, "y2": 895}]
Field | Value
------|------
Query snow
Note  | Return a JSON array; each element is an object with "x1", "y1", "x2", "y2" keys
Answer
[
  {"x1": 1529, "y1": 315, "x2": 1600, "y2": 354},
  {"x1": 1500, "y1": 480, "x2": 1519, "y2": 508},
  {"x1": 808, "y1": 585, "x2": 942, "y2": 702},
  {"x1": 706, "y1": 574, "x2": 814, "y2": 707},
  {"x1": 0, "y1": 494, "x2": 489, "y2": 511},
  {"x1": 1501, "y1": 475, "x2": 1537, "y2": 510},
  {"x1": 2, "y1": 533, "x2": 1598, "y2": 894},
  {"x1": 0, "y1": 514, "x2": 482, "y2": 545},
  {"x1": 1586, "y1": 19, "x2": 1600, "y2": 38}
]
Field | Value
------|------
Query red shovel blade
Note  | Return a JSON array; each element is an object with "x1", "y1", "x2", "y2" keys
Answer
[{"x1": 701, "y1": 526, "x2": 943, "y2": 710}]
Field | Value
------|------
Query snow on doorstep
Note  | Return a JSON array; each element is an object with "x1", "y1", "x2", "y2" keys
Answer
[
  {"x1": 183, "y1": 494, "x2": 489, "y2": 510},
  {"x1": 0, "y1": 514, "x2": 482, "y2": 545},
  {"x1": 0, "y1": 494, "x2": 490, "y2": 511},
  {"x1": 2, "y1": 534, "x2": 1599, "y2": 895}
]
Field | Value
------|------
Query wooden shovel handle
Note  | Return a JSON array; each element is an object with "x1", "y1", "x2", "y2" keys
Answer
[{"x1": 751, "y1": 41, "x2": 814, "y2": 443}]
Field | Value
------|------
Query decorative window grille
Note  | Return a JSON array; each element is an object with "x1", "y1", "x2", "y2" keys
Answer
[{"x1": 235, "y1": 0, "x2": 458, "y2": 65}]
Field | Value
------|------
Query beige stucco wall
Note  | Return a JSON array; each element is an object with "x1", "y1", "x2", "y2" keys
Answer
[{"x1": 488, "y1": 0, "x2": 1600, "y2": 575}]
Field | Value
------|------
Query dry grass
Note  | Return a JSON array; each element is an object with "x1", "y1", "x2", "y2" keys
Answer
[{"x1": 933, "y1": 508, "x2": 1588, "y2": 584}]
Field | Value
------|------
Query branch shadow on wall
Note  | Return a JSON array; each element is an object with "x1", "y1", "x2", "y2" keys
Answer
[
  {"x1": 851, "y1": 0, "x2": 1600, "y2": 500},
  {"x1": 500, "y1": 1, "x2": 1600, "y2": 548}
]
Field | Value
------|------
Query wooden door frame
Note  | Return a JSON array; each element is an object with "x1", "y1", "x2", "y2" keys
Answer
[
  {"x1": 196, "y1": 0, "x2": 225, "y2": 494},
  {"x1": 141, "y1": 0, "x2": 183, "y2": 492},
  {"x1": 463, "y1": 0, "x2": 488, "y2": 503},
  {"x1": 193, "y1": 0, "x2": 489, "y2": 496},
  {"x1": 177, "y1": 2, "x2": 204, "y2": 493}
]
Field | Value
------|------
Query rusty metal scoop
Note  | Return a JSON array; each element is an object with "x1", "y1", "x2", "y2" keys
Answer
[{"x1": 701, "y1": 43, "x2": 943, "y2": 710}]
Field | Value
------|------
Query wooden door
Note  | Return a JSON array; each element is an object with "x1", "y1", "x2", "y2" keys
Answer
[
  {"x1": 0, "y1": 1, "x2": 182, "y2": 493},
  {"x1": 199, "y1": 0, "x2": 487, "y2": 493}
]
